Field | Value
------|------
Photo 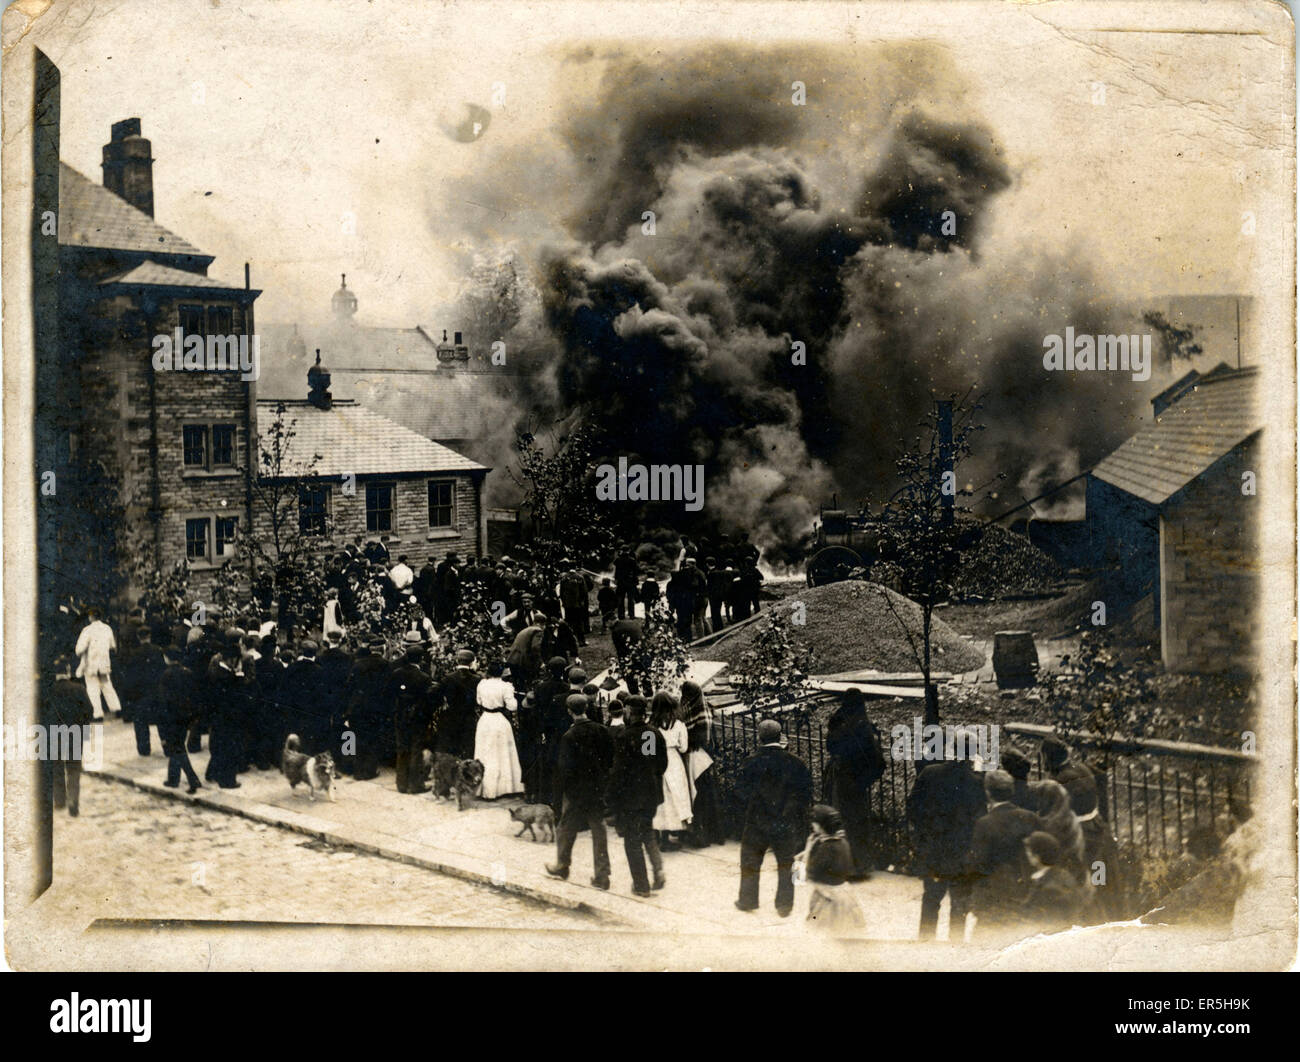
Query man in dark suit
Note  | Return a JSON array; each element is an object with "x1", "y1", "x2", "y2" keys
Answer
[
  {"x1": 823, "y1": 688, "x2": 886, "y2": 879},
  {"x1": 42, "y1": 655, "x2": 95, "y2": 816},
  {"x1": 388, "y1": 640, "x2": 435, "y2": 794},
  {"x1": 613, "y1": 547, "x2": 639, "y2": 620},
  {"x1": 317, "y1": 630, "x2": 354, "y2": 764},
  {"x1": 281, "y1": 640, "x2": 327, "y2": 755},
  {"x1": 344, "y1": 640, "x2": 391, "y2": 780},
  {"x1": 437, "y1": 649, "x2": 481, "y2": 760},
  {"x1": 546, "y1": 695, "x2": 614, "y2": 889},
  {"x1": 156, "y1": 649, "x2": 201, "y2": 792},
  {"x1": 117, "y1": 623, "x2": 166, "y2": 756},
  {"x1": 204, "y1": 635, "x2": 246, "y2": 789},
  {"x1": 734, "y1": 719, "x2": 813, "y2": 917},
  {"x1": 969, "y1": 769, "x2": 1040, "y2": 936},
  {"x1": 907, "y1": 731, "x2": 988, "y2": 940},
  {"x1": 558, "y1": 563, "x2": 591, "y2": 646},
  {"x1": 606, "y1": 695, "x2": 668, "y2": 896},
  {"x1": 533, "y1": 656, "x2": 571, "y2": 804},
  {"x1": 413, "y1": 554, "x2": 439, "y2": 619}
]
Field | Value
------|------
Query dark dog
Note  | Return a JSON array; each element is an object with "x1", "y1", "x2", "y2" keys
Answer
[
  {"x1": 281, "y1": 734, "x2": 336, "y2": 802},
  {"x1": 428, "y1": 752, "x2": 485, "y2": 810},
  {"x1": 508, "y1": 803, "x2": 556, "y2": 842}
]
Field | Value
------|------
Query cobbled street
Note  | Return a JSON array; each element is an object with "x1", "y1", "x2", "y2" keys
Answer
[{"x1": 49, "y1": 775, "x2": 597, "y2": 931}]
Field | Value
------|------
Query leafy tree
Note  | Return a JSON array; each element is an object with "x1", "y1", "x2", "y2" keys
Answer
[
  {"x1": 240, "y1": 401, "x2": 336, "y2": 629},
  {"x1": 729, "y1": 608, "x2": 815, "y2": 711},
  {"x1": 510, "y1": 418, "x2": 620, "y2": 569},
  {"x1": 430, "y1": 579, "x2": 514, "y2": 681},
  {"x1": 875, "y1": 395, "x2": 989, "y2": 724},
  {"x1": 1040, "y1": 632, "x2": 1163, "y2": 769},
  {"x1": 611, "y1": 601, "x2": 692, "y2": 695}
]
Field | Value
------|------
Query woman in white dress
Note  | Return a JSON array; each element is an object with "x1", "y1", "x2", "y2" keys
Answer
[
  {"x1": 474, "y1": 661, "x2": 524, "y2": 799},
  {"x1": 650, "y1": 691, "x2": 693, "y2": 847}
]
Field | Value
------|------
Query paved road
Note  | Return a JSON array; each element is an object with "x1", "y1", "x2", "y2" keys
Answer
[{"x1": 50, "y1": 774, "x2": 597, "y2": 931}]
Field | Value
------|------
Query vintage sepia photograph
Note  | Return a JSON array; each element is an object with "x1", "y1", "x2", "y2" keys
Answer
[{"x1": 2, "y1": 0, "x2": 1295, "y2": 986}]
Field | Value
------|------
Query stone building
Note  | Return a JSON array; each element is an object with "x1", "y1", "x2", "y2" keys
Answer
[
  {"x1": 54, "y1": 118, "x2": 488, "y2": 604},
  {"x1": 1087, "y1": 364, "x2": 1260, "y2": 672},
  {"x1": 255, "y1": 354, "x2": 488, "y2": 561},
  {"x1": 56, "y1": 118, "x2": 260, "y2": 603}
]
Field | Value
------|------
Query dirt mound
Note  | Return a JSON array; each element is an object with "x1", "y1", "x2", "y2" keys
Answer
[
  {"x1": 952, "y1": 522, "x2": 1064, "y2": 600},
  {"x1": 705, "y1": 581, "x2": 985, "y2": 676}
]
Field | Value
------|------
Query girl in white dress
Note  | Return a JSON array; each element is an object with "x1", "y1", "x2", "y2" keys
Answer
[
  {"x1": 650, "y1": 691, "x2": 693, "y2": 845},
  {"x1": 474, "y1": 661, "x2": 524, "y2": 799}
]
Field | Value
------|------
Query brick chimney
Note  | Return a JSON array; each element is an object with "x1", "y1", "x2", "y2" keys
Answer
[{"x1": 101, "y1": 118, "x2": 154, "y2": 217}]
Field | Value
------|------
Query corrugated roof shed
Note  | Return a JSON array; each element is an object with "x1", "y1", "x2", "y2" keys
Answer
[
  {"x1": 255, "y1": 399, "x2": 488, "y2": 478},
  {"x1": 1090, "y1": 368, "x2": 1260, "y2": 505},
  {"x1": 58, "y1": 163, "x2": 208, "y2": 259}
]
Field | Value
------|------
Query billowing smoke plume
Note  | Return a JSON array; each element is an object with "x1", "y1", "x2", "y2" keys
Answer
[{"x1": 446, "y1": 43, "x2": 1145, "y2": 561}]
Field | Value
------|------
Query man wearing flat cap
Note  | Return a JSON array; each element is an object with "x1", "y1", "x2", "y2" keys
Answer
[{"x1": 546, "y1": 693, "x2": 614, "y2": 889}]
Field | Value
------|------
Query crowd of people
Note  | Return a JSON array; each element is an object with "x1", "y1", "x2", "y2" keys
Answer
[
  {"x1": 46, "y1": 532, "x2": 1192, "y2": 940},
  {"x1": 905, "y1": 733, "x2": 1131, "y2": 940}
]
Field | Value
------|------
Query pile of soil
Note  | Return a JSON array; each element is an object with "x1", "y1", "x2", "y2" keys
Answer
[
  {"x1": 705, "y1": 580, "x2": 985, "y2": 676},
  {"x1": 952, "y1": 522, "x2": 1065, "y2": 600}
]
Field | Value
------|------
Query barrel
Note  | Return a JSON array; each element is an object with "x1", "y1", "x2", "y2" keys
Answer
[{"x1": 992, "y1": 630, "x2": 1039, "y2": 688}]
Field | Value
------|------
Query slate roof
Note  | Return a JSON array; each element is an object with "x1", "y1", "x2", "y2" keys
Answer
[
  {"x1": 1090, "y1": 367, "x2": 1260, "y2": 506},
  {"x1": 100, "y1": 261, "x2": 253, "y2": 293},
  {"x1": 255, "y1": 399, "x2": 488, "y2": 478},
  {"x1": 58, "y1": 163, "x2": 208, "y2": 259}
]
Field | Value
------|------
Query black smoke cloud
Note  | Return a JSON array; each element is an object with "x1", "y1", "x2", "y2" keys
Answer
[{"x1": 447, "y1": 43, "x2": 1139, "y2": 560}]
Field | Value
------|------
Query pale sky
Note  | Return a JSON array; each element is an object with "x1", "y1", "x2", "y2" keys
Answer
[{"x1": 22, "y1": 0, "x2": 1293, "y2": 328}]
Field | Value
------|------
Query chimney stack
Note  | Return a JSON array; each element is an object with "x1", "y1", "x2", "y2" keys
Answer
[
  {"x1": 102, "y1": 118, "x2": 154, "y2": 217},
  {"x1": 307, "y1": 349, "x2": 333, "y2": 410}
]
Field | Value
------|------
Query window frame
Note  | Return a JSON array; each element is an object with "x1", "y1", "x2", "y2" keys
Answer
[
  {"x1": 365, "y1": 480, "x2": 396, "y2": 533},
  {"x1": 298, "y1": 482, "x2": 332, "y2": 537},
  {"x1": 184, "y1": 512, "x2": 240, "y2": 569},
  {"x1": 427, "y1": 478, "x2": 456, "y2": 530},
  {"x1": 182, "y1": 424, "x2": 208, "y2": 469},
  {"x1": 181, "y1": 421, "x2": 239, "y2": 475}
]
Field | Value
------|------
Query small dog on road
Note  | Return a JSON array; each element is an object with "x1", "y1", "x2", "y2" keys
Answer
[
  {"x1": 281, "y1": 734, "x2": 337, "y2": 802},
  {"x1": 508, "y1": 803, "x2": 556, "y2": 842},
  {"x1": 428, "y1": 752, "x2": 485, "y2": 811}
]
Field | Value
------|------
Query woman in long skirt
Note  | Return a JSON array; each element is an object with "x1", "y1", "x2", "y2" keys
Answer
[
  {"x1": 680, "y1": 680, "x2": 725, "y2": 846},
  {"x1": 650, "y1": 691, "x2": 692, "y2": 847},
  {"x1": 474, "y1": 661, "x2": 524, "y2": 799},
  {"x1": 802, "y1": 805, "x2": 866, "y2": 935}
]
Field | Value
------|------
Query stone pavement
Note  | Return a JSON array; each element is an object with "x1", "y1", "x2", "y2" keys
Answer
[{"x1": 85, "y1": 717, "x2": 943, "y2": 941}]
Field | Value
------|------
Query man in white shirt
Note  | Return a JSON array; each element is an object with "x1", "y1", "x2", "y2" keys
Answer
[
  {"x1": 74, "y1": 608, "x2": 122, "y2": 720},
  {"x1": 389, "y1": 555, "x2": 415, "y2": 592}
]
